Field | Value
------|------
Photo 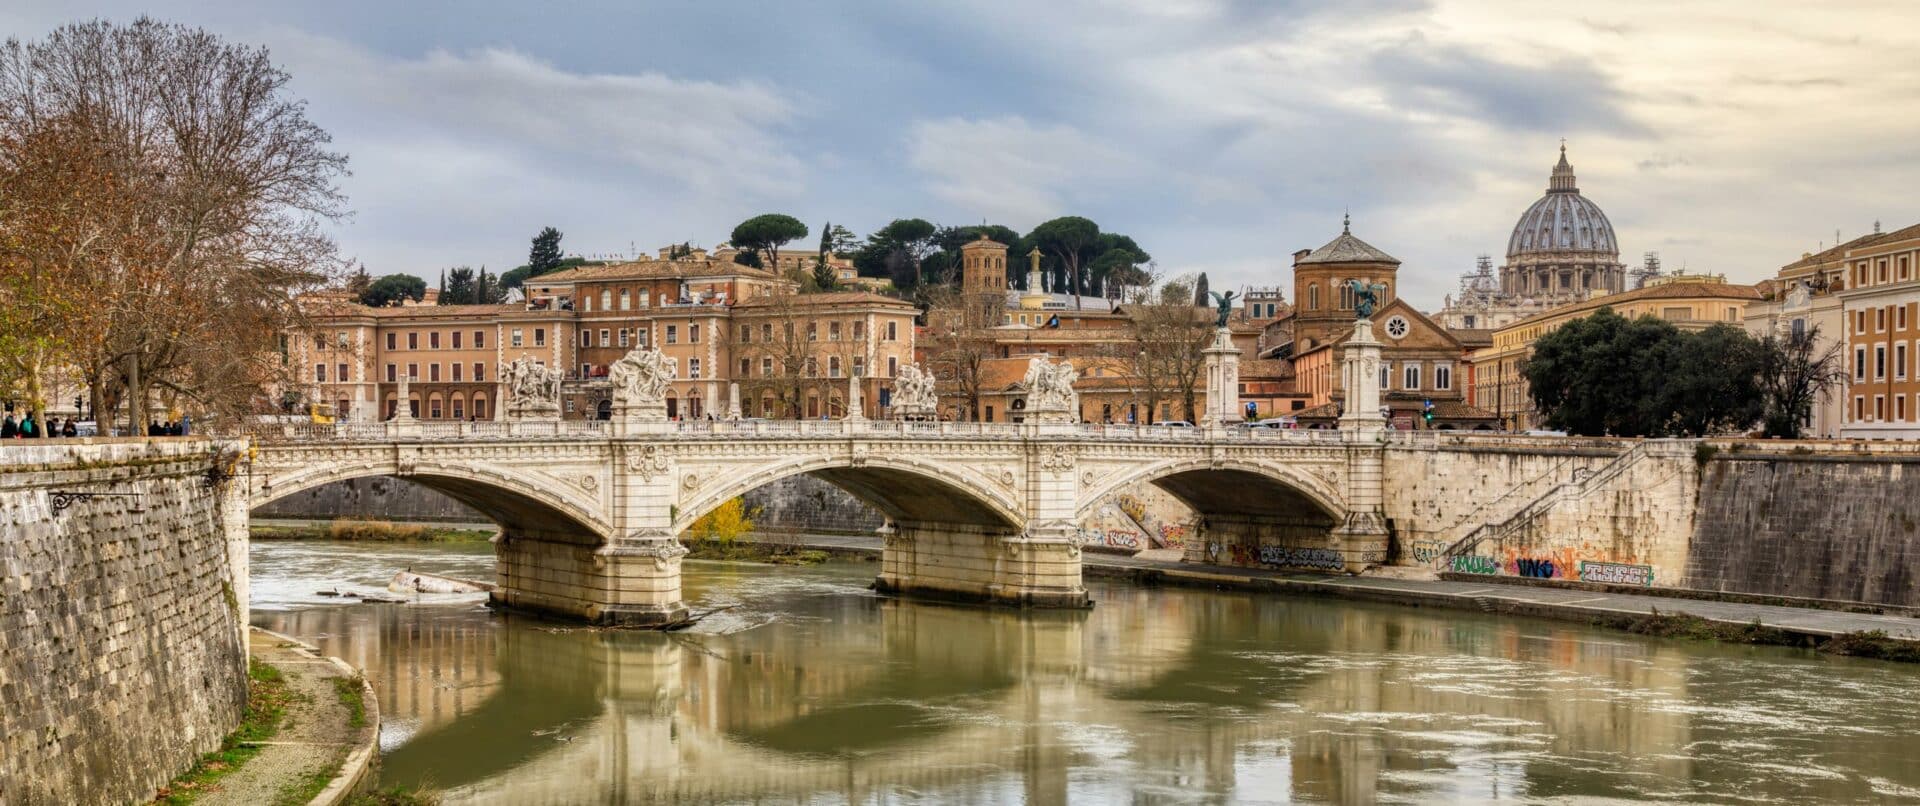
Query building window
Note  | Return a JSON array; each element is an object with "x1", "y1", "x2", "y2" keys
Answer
[
  {"x1": 452, "y1": 398, "x2": 464, "y2": 420},
  {"x1": 1661, "y1": 306, "x2": 1691, "y2": 321},
  {"x1": 1379, "y1": 362, "x2": 1390, "y2": 390},
  {"x1": 887, "y1": 356, "x2": 898, "y2": 376},
  {"x1": 1854, "y1": 395, "x2": 1865, "y2": 421},
  {"x1": 619, "y1": 290, "x2": 631, "y2": 311},
  {"x1": 886, "y1": 322, "x2": 898, "y2": 341},
  {"x1": 764, "y1": 324, "x2": 774, "y2": 342},
  {"x1": 619, "y1": 329, "x2": 630, "y2": 348},
  {"x1": 1792, "y1": 318, "x2": 1806, "y2": 339},
  {"x1": 854, "y1": 320, "x2": 866, "y2": 339},
  {"x1": 430, "y1": 332, "x2": 440, "y2": 349},
  {"x1": 1858, "y1": 310, "x2": 1868, "y2": 335},
  {"x1": 473, "y1": 363, "x2": 484, "y2": 382},
  {"x1": 1900, "y1": 343, "x2": 1910, "y2": 380},
  {"x1": 854, "y1": 357, "x2": 866, "y2": 377},
  {"x1": 1855, "y1": 347, "x2": 1867, "y2": 382},
  {"x1": 762, "y1": 357, "x2": 773, "y2": 377},
  {"x1": 1435, "y1": 364, "x2": 1452, "y2": 391},
  {"x1": 511, "y1": 329, "x2": 523, "y2": 347},
  {"x1": 386, "y1": 364, "x2": 397, "y2": 383},
  {"x1": 1900, "y1": 394, "x2": 1909, "y2": 422},
  {"x1": 830, "y1": 321, "x2": 842, "y2": 341},
  {"x1": 474, "y1": 330, "x2": 485, "y2": 348},
  {"x1": 688, "y1": 358, "x2": 701, "y2": 379},
  {"x1": 690, "y1": 324, "x2": 701, "y2": 343},
  {"x1": 601, "y1": 290, "x2": 612, "y2": 310},
  {"x1": 1340, "y1": 281, "x2": 1355, "y2": 310},
  {"x1": 429, "y1": 363, "x2": 441, "y2": 382},
  {"x1": 1876, "y1": 395, "x2": 1886, "y2": 420},
  {"x1": 386, "y1": 332, "x2": 396, "y2": 351},
  {"x1": 452, "y1": 331, "x2": 462, "y2": 349},
  {"x1": 1403, "y1": 364, "x2": 1421, "y2": 390},
  {"x1": 599, "y1": 329, "x2": 610, "y2": 348},
  {"x1": 337, "y1": 363, "x2": 349, "y2": 383},
  {"x1": 315, "y1": 363, "x2": 327, "y2": 382},
  {"x1": 453, "y1": 363, "x2": 463, "y2": 381},
  {"x1": 808, "y1": 322, "x2": 818, "y2": 341},
  {"x1": 580, "y1": 331, "x2": 591, "y2": 348},
  {"x1": 829, "y1": 356, "x2": 842, "y2": 378},
  {"x1": 534, "y1": 328, "x2": 546, "y2": 347},
  {"x1": 806, "y1": 357, "x2": 817, "y2": 377},
  {"x1": 407, "y1": 363, "x2": 418, "y2": 380},
  {"x1": 740, "y1": 325, "x2": 752, "y2": 344},
  {"x1": 666, "y1": 325, "x2": 678, "y2": 344},
  {"x1": 740, "y1": 358, "x2": 751, "y2": 375},
  {"x1": 1308, "y1": 284, "x2": 1320, "y2": 311},
  {"x1": 1876, "y1": 345, "x2": 1887, "y2": 380},
  {"x1": 408, "y1": 332, "x2": 419, "y2": 350}
]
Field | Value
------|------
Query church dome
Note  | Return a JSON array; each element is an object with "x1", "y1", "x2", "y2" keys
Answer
[{"x1": 1506, "y1": 146, "x2": 1618, "y2": 258}]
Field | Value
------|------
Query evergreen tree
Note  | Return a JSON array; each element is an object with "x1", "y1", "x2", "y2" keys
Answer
[
  {"x1": 529, "y1": 227, "x2": 564, "y2": 277},
  {"x1": 440, "y1": 267, "x2": 477, "y2": 305}
]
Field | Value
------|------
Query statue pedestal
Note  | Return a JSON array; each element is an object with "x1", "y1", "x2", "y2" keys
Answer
[
  {"x1": 1338, "y1": 319, "x2": 1387, "y2": 433},
  {"x1": 1202, "y1": 327, "x2": 1242, "y2": 426}
]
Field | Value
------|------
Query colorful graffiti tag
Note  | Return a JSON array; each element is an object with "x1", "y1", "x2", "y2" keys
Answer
[
  {"x1": 1411, "y1": 541, "x2": 1443, "y2": 564},
  {"x1": 1512, "y1": 558, "x2": 1560, "y2": 579},
  {"x1": 1078, "y1": 528, "x2": 1144, "y2": 552},
  {"x1": 1156, "y1": 523, "x2": 1190, "y2": 549},
  {"x1": 1450, "y1": 555, "x2": 1498, "y2": 575},
  {"x1": 1259, "y1": 545, "x2": 1346, "y2": 571},
  {"x1": 1579, "y1": 561, "x2": 1655, "y2": 586}
]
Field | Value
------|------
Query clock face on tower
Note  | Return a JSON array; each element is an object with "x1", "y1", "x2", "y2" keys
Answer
[{"x1": 1384, "y1": 315, "x2": 1410, "y2": 340}]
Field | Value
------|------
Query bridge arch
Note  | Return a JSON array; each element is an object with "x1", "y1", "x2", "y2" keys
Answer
[
  {"x1": 251, "y1": 460, "x2": 614, "y2": 542},
  {"x1": 674, "y1": 454, "x2": 1024, "y2": 535},
  {"x1": 1076, "y1": 457, "x2": 1346, "y2": 525}
]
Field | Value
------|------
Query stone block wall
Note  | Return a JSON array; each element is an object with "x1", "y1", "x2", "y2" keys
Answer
[
  {"x1": 740, "y1": 475, "x2": 885, "y2": 534},
  {"x1": 1688, "y1": 452, "x2": 1920, "y2": 607},
  {"x1": 0, "y1": 440, "x2": 249, "y2": 805}
]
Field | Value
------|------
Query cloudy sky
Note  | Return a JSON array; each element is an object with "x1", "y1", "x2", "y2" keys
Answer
[{"x1": 7, "y1": 1, "x2": 1918, "y2": 307}]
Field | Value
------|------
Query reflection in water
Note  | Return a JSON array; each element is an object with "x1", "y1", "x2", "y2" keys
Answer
[{"x1": 252, "y1": 542, "x2": 1920, "y2": 804}]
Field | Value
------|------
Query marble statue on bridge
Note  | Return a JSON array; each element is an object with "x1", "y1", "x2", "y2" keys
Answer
[
  {"x1": 1022, "y1": 357, "x2": 1079, "y2": 423},
  {"x1": 610, "y1": 349, "x2": 675, "y2": 408},
  {"x1": 891, "y1": 363, "x2": 938, "y2": 419},
  {"x1": 502, "y1": 356, "x2": 563, "y2": 419}
]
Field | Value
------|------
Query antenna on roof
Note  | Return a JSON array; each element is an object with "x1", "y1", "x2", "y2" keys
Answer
[{"x1": 1875, "y1": 220, "x2": 1884, "y2": 234}]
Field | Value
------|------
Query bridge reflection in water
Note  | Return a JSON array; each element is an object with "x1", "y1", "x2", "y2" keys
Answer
[{"x1": 257, "y1": 560, "x2": 1920, "y2": 804}]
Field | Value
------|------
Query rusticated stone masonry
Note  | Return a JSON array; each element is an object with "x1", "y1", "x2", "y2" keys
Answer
[{"x1": 0, "y1": 440, "x2": 250, "y2": 806}]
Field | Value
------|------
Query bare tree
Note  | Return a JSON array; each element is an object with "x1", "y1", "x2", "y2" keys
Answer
[
  {"x1": 0, "y1": 19, "x2": 349, "y2": 431},
  {"x1": 922, "y1": 285, "x2": 1004, "y2": 421},
  {"x1": 1758, "y1": 323, "x2": 1847, "y2": 438},
  {"x1": 1103, "y1": 271, "x2": 1213, "y2": 423},
  {"x1": 732, "y1": 287, "x2": 864, "y2": 419}
]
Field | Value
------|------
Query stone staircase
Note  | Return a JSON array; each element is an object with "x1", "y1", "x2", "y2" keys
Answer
[{"x1": 1434, "y1": 442, "x2": 1653, "y2": 566}]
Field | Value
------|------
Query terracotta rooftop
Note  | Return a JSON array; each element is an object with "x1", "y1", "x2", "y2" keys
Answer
[
  {"x1": 1779, "y1": 220, "x2": 1920, "y2": 272},
  {"x1": 1448, "y1": 328, "x2": 1495, "y2": 348}
]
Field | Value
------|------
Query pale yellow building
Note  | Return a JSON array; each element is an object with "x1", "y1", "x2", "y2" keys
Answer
[{"x1": 1470, "y1": 281, "x2": 1761, "y2": 431}]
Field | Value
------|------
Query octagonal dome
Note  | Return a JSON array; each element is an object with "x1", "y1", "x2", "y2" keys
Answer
[{"x1": 1506, "y1": 146, "x2": 1619, "y2": 259}]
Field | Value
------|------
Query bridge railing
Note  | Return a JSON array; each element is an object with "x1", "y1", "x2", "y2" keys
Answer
[{"x1": 231, "y1": 418, "x2": 1353, "y2": 444}]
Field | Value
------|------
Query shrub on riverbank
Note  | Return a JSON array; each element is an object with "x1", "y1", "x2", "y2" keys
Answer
[{"x1": 250, "y1": 519, "x2": 494, "y2": 542}]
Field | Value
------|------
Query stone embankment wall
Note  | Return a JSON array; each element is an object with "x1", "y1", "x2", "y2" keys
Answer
[
  {"x1": 1385, "y1": 437, "x2": 1699, "y2": 587},
  {"x1": 0, "y1": 439, "x2": 250, "y2": 805},
  {"x1": 1687, "y1": 445, "x2": 1920, "y2": 607}
]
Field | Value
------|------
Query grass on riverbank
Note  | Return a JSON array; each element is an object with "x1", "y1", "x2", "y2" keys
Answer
[
  {"x1": 251, "y1": 519, "x2": 495, "y2": 543},
  {"x1": 346, "y1": 786, "x2": 442, "y2": 805},
  {"x1": 334, "y1": 675, "x2": 367, "y2": 729},
  {"x1": 1595, "y1": 609, "x2": 1920, "y2": 662},
  {"x1": 152, "y1": 660, "x2": 292, "y2": 804}
]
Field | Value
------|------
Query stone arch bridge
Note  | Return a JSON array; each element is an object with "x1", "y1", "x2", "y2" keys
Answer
[{"x1": 243, "y1": 420, "x2": 1391, "y2": 626}]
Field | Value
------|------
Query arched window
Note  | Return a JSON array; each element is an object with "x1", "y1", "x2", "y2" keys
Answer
[
  {"x1": 450, "y1": 394, "x2": 465, "y2": 421},
  {"x1": 619, "y1": 290, "x2": 631, "y2": 311},
  {"x1": 471, "y1": 394, "x2": 487, "y2": 420},
  {"x1": 1307, "y1": 284, "x2": 1319, "y2": 310},
  {"x1": 599, "y1": 290, "x2": 612, "y2": 310},
  {"x1": 1339, "y1": 280, "x2": 1355, "y2": 310}
]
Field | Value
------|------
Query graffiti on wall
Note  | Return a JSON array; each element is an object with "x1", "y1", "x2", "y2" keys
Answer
[
  {"x1": 1411, "y1": 541, "x2": 1443, "y2": 564},
  {"x1": 1258, "y1": 545, "x2": 1346, "y2": 571},
  {"x1": 1579, "y1": 561, "x2": 1654, "y2": 586},
  {"x1": 1078, "y1": 528, "x2": 1145, "y2": 551},
  {"x1": 1116, "y1": 494, "x2": 1148, "y2": 523},
  {"x1": 1450, "y1": 555, "x2": 1498, "y2": 575},
  {"x1": 1156, "y1": 523, "x2": 1189, "y2": 549},
  {"x1": 1512, "y1": 557, "x2": 1560, "y2": 579}
]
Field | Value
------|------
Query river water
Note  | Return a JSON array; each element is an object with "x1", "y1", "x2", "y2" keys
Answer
[{"x1": 251, "y1": 540, "x2": 1920, "y2": 804}]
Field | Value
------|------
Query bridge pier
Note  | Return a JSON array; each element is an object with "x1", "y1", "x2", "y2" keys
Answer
[
  {"x1": 875, "y1": 522, "x2": 1091, "y2": 609},
  {"x1": 492, "y1": 535, "x2": 690, "y2": 626}
]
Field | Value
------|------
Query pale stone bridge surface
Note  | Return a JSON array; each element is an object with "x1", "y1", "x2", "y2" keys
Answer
[{"x1": 242, "y1": 419, "x2": 1399, "y2": 626}]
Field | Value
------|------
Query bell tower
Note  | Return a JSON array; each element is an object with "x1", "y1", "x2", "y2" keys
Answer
[{"x1": 961, "y1": 233, "x2": 1009, "y2": 295}]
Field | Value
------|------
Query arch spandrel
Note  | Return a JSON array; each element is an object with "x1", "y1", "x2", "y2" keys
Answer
[
  {"x1": 674, "y1": 454, "x2": 1024, "y2": 534},
  {"x1": 1076, "y1": 457, "x2": 1346, "y2": 524},
  {"x1": 249, "y1": 460, "x2": 614, "y2": 542}
]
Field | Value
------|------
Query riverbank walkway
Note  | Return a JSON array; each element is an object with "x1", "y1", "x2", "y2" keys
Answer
[
  {"x1": 752, "y1": 534, "x2": 1920, "y2": 642},
  {"x1": 195, "y1": 629, "x2": 378, "y2": 806}
]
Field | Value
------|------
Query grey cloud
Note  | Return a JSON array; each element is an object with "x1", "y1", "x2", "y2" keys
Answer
[{"x1": 1369, "y1": 40, "x2": 1645, "y2": 136}]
